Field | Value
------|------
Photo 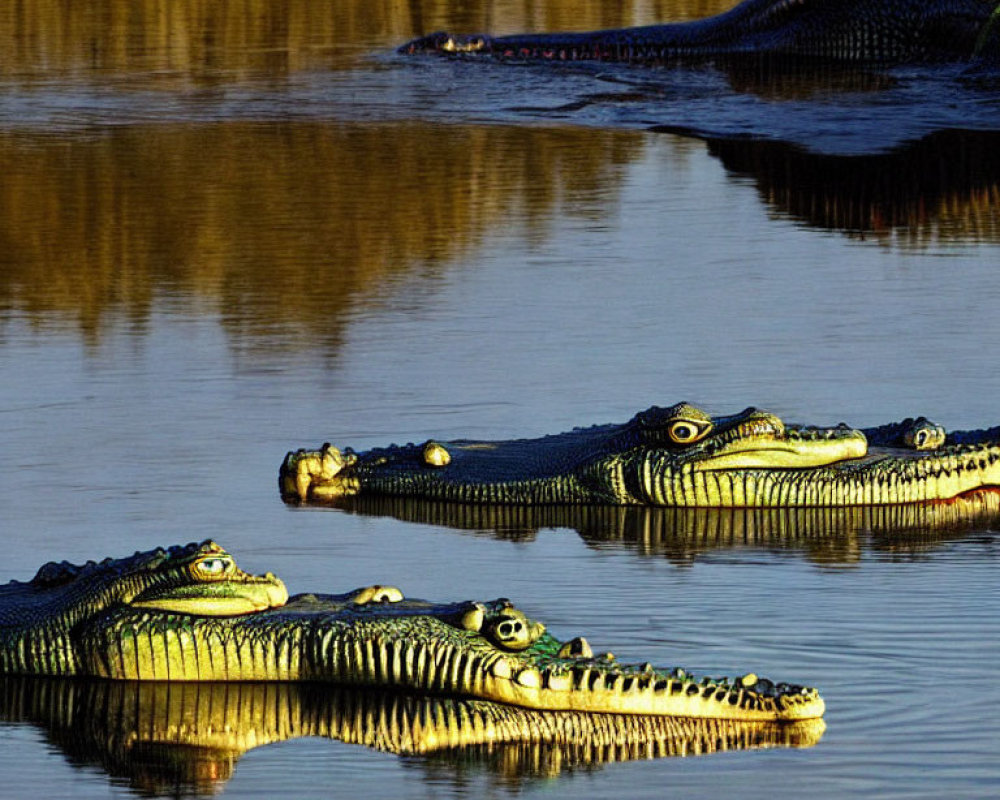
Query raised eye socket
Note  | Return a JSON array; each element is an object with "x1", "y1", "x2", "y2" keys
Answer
[
  {"x1": 668, "y1": 420, "x2": 706, "y2": 444},
  {"x1": 194, "y1": 557, "x2": 232, "y2": 578}
]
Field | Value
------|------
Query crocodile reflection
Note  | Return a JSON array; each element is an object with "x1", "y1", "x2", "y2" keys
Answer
[
  {"x1": 0, "y1": 678, "x2": 824, "y2": 796},
  {"x1": 330, "y1": 493, "x2": 1000, "y2": 567},
  {"x1": 651, "y1": 128, "x2": 1000, "y2": 244}
]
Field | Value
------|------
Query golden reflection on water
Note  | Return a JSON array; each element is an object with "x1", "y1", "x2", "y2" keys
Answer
[
  {"x1": 0, "y1": 677, "x2": 823, "y2": 795},
  {"x1": 2, "y1": 122, "x2": 999, "y2": 346},
  {"x1": 0, "y1": 1, "x2": 735, "y2": 81},
  {"x1": 0, "y1": 124, "x2": 641, "y2": 341}
]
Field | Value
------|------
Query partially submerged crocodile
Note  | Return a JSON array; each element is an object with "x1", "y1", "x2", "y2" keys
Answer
[
  {"x1": 400, "y1": 0, "x2": 999, "y2": 65},
  {"x1": 0, "y1": 541, "x2": 822, "y2": 721},
  {"x1": 281, "y1": 403, "x2": 1000, "y2": 506}
]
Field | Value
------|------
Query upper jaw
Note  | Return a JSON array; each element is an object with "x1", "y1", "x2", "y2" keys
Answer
[{"x1": 690, "y1": 413, "x2": 868, "y2": 471}]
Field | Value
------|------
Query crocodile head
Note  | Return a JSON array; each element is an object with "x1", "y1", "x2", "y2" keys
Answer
[
  {"x1": 280, "y1": 403, "x2": 868, "y2": 505},
  {"x1": 10, "y1": 541, "x2": 288, "y2": 623},
  {"x1": 120, "y1": 541, "x2": 289, "y2": 616}
]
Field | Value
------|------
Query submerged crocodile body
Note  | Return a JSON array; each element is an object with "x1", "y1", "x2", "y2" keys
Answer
[
  {"x1": 400, "y1": 0, "x2": 997, "y2": 65},
  {"x1": 281, "y1": 403, "x2": 1000, "y2": 507},
  {"x1": 0, "y1": 541, "x2": 823, "y2": 721}
]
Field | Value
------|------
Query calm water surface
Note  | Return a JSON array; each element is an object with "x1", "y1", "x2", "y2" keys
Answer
[{"x1": 1, "y1": 1, "x2": 999, "y2": 798}]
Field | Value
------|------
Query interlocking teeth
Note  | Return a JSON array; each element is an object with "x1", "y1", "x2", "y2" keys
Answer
[
  {"x1": 544, "y1": 671, "x2": 573, "y2": 691},
  {"x1": 490, "y1": 658, "x2": 512, "y2": 679},
  {"x1": 604, "y1": 673, "x2": 624, "y2": 692},
  {"x1": 557, "y1": 636, "x2": 593, "y2": 659},
  {"x1": 515, "y1": 668, "x2": 541, "y2": 688},
  {"x1": 460, "y1": 604, "x2": 485, "y2": 632}
]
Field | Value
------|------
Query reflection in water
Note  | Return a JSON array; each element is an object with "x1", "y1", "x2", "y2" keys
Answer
[
  {"x1": 0, "y1": 678, "x2": 823, "y2": 796},
  {"x1": 0, "y1": 0, "x2": 734, "y2": 81},
  {"x1": 333, "y1": 492, "x2": 1000, "y2": 567},
  {"x1": 654, "y1": 128, "x2": 1000, "y2": 245},
  {"x1": 3, "y1": 122, "x2": 999, "y2": 350},
  {"x1": 0, "y1": 124, "x2": 639, "y2": 343}
]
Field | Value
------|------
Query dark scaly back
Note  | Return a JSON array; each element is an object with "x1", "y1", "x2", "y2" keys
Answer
[{"x1": 414, "y1": 0, "x2": 993, "y2": 64}]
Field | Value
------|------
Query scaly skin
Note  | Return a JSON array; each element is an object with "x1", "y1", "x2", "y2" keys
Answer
[
  {"x1": 399, "y1": 0, "x2": 996, "y2": 65},
  {"x1": 280, "y1": 403, "x2": 1000, "y2": 507},
  {"x1": 0, "y1": 541, "x2": 288, "y2": 676},
  {"x1": 0, "y1": 679, "x2": 825, "y2": 791},
  {"x1": 0, "y1": 542, "x2": 823, "y2": 721}
]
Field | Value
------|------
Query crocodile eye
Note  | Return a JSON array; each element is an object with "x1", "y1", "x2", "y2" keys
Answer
[
  {"x1": 914, "y1": 430, "x2": 928, "y2": 447},
  {"x1": 669, "y1": 420, "x2": 706, "y2": 444},
  {"x1": 194, "y1": 557, "x2": 232, "y2": 578}
]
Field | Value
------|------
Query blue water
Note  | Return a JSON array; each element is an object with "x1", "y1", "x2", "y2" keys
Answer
[{"x1": 1, "y1": 2, "x2": 1000, "y2": 798}]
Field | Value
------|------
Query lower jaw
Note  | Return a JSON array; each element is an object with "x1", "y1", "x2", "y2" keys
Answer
[
  {"x1": 480, "y1": 673, "x2": 824, "y2": 721},
  {"x1": 650, "y1": 465, "x2": 999, "y2": 507}
]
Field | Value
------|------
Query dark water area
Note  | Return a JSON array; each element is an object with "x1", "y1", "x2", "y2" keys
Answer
[{"x1": 1, "y1": 1, "x2": 1000, "y2": 798}]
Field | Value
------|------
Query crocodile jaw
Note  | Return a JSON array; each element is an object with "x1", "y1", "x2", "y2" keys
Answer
[
  {"x1": 476, "y1": 659, "x2": 825, "y2": 721},
  {"x1": 692, "y1": 429, "x2": 868, "y2": 470}
]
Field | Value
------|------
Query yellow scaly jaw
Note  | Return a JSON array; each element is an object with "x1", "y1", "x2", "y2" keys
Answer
[
  {"x1": 693, "y1": 431, "x2": 868, "y2": 470},
  {"x1": 131, "y1": 558, "x2": 290, "y2": 618},
  {"x1": 475, "y1": 658, "x2": 826, "y2": 720},
  {"x1": 129, "y1": 544, "x2": 290, "y2": 616},
  {"x1": 131, "y1": 580, "x2": 289, "y2": 616},
  {"x1": 687, "y1": 414, "x2": 868, "y2": 471}
]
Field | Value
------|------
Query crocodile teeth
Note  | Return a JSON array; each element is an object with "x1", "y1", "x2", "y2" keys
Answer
[
  {"x1": 460, "y1": 604, "x2": 485, "y2": 632},
  {"x1": 544, "y1": 671, "x2": 572, "y2": 691},
  {"x1": 556, "y1": 636, "x2": 593, "y2": 659},
  {"x1": 573, "y1": 667, "x2": 594, "y2": 690},
  {"x1": 490, "y1": 658, "x2": 512, "y2": 679},
  {"x1": 515, "y1": 668, "x2": 541, "y2": 688}
]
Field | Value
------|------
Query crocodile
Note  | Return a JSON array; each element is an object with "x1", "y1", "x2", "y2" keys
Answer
[
  {"x1": 399, "y1": 0, "x2": 998, "y2": 66},
  {"x1": 280, "y1": 403, "x2": 1000, "y2": 506},
  {"x1": 0, "y1": 541, "x2": 823, "y2": 721},
  {"x1": 0, "y1": 678, "x2": 825, "y2": 792}
]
